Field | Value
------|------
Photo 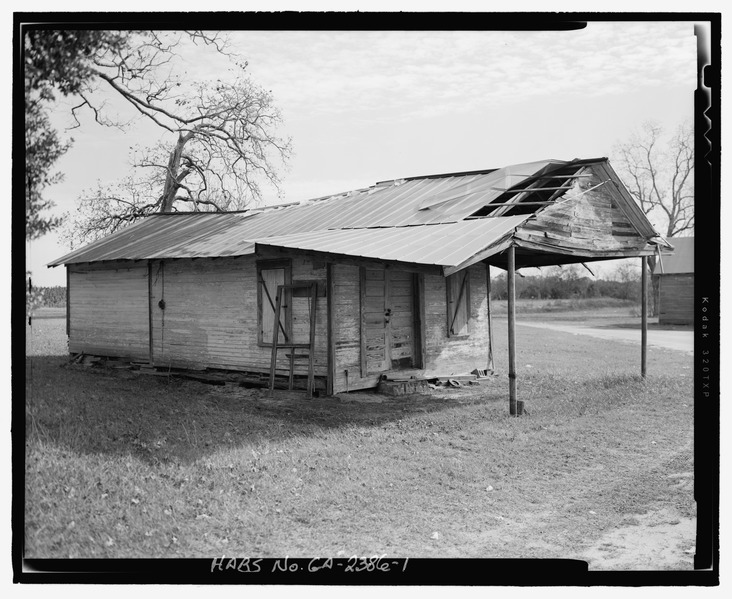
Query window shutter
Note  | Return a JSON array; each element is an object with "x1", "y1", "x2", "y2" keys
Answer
[
  {"x1": 260, "y1": 268, "x2": 286, "y2": 343},
  {"x1": 448, "y1": 271, "x2": 469, "y2": 336}
]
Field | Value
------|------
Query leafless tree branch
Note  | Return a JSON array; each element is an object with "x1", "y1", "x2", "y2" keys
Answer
[
  {"x1": 612, "y1": 120, "x2": 694, "y2": 239},
  {"x1": 65, "y1": 31, "x2": 291, "y2": 244}
]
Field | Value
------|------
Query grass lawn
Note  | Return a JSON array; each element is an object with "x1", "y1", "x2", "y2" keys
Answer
[{"x1": 23, "y1": 309, "x2": 695, "y2": 566}]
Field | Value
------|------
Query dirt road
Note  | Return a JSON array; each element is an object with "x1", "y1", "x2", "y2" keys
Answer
[{"x1": 517, "y1": 322, "x2": 693, "y2": 354}]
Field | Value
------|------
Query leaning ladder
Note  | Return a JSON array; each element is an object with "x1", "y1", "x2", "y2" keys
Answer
[{"x1": 268, "y1": 282, "x2": 317, "y2": 398}]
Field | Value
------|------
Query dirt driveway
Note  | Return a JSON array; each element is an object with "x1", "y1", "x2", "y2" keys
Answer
[
  {"x1": 512, "y1": 319, "x2": 696, "y2": 570},
  {"x1": 517, "y1": 322, "x2": 693, "y2": 354}
]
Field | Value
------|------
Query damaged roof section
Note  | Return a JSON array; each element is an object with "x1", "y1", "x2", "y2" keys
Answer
[
  {"x1": 49, "y1": 157, "x2": 671, "y2": 271},
  {"x1": 468, "y1": 159, "x2": 600, "y2": 218}
]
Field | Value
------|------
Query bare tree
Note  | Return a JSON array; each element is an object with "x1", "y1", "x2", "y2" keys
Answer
[
  {"x1": 67, "y1": 73, "x2": 291, "y2": 244},
  {"x1": 613, "y1": 120, "x2": 694, "y2": 238},
  {"x1": 612, "y1": 120, "x2": 694, "y2": 315},
  {"x1": 27, "y1": 30, "x2": 291, "y2": 245}
]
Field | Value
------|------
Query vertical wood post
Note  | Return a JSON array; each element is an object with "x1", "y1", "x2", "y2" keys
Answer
[
  {"x1": 307, "y1": 282, "x2": 317, "y2": 398},
  {"x1": 413, "y1": 273, "x2": 426, "y2": 370},
  {"x1": 66, "y1": 266, "x2": 70, "y2": 338},
  {"x1": 486, "y1": 262, "x2": 494, "y2": 373},
  {"x1": 507, "y1": 245, "x2": 518, "y2": 415},
  {"x1": 384, "y1": 267, "x2": 392, "y2": 366},
  {"x1": 147, "y1": 261, "x2": 154, "y2": 364},
  {"x1": 641, "y1": 256, "x2": 648, "y2": 378},
  {"x1": 359, "y1": 267, "x2": 367, "y2": 378},
  {"x1": 326, "y1": 263, "x2": 335, "y2": 396},
  {"x1": 269, "y1": 286, "x2": 283, "y2": 396}
]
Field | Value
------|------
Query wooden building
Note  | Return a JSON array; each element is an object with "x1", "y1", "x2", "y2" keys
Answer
[
  {"x1": 50, "y1": 158, "x2": 671, "y2": 398},
  {"x1": 653, "y1": 236, "x2": 694, "y2": 325}
]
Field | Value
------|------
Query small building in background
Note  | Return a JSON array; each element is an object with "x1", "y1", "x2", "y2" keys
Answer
[{"x1": 653, "y1": 236, "x2": 694, "y2": 325}]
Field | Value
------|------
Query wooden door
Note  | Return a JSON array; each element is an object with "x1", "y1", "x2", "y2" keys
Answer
[{"x1": 361, "y1": 268, "x2": 414, "y2": 374}]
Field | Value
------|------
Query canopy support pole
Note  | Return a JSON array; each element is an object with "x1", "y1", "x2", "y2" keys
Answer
[
  {"x1": 507, "y1": 245, "x2": 519, "y2": 415},
  {"x1": 486, "y1": 263, "x2": 494, "y2": 373},
  {"x1": 641, "y1": 255, "x2": 648, "y2": 378}
]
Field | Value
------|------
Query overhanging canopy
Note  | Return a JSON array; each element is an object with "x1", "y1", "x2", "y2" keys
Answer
[{"x1": 254, "y1": 216, "x2": 533, "y2": 276}]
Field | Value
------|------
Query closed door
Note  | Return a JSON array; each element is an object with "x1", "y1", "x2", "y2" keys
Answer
[{"x1": 362, "y1": 268, "x2": 414, "y2": 373}]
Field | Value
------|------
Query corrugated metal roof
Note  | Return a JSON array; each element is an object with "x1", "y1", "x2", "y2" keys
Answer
[
  {"x1": 49, "y1": 157, "x2": 661, "y2": 268},
  {"x1": 50, "y1": 160, "x2": 562, "y2": 266},
  {"x1": 255, "y1": 216, "x2": 532, "y2": 275},
  {"x1": 48, "y1": 212, "x2": 259, "y2": 265},
  {"x1": 654, "y1": 237, "x2": 694, "y2": 274}
]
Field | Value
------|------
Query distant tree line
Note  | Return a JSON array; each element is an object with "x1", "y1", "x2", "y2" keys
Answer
[
  {"x1": 490, "y1": 264, "x2": 641, "y2": 302},
  {"x1": 35, "y1": 286, "x2": 67, "y2": 308},
  {"x1": 37, "y1": 271, "x2": 644, "y2": 307},
  {"x1": 37, "y1": 271, "x2": 642, "y2": 308}
]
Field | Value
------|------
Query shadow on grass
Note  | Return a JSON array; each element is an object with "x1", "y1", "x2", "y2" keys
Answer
[{"x1": 25, "y1": 355, "x2": 505, "y2": 466}]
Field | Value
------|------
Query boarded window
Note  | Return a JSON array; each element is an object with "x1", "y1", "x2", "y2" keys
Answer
[
  {"x1": 257, "y1": 260, "x2": 292, "y2": 345},
  {"x1": 446, "y1": 271, "x2": 470, "y2": 337}
]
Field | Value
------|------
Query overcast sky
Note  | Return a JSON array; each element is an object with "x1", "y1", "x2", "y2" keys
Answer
[{"x1": 26, "y1": 19, "x2": 699, "y2": 286}]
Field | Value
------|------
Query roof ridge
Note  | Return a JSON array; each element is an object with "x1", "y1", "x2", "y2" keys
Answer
[
  {"x1": 399, "y1": 168, "x2": 499, "y2": 182},
  {"x1": 147, "y1": 209, "x2": 252, "y2": 216}
]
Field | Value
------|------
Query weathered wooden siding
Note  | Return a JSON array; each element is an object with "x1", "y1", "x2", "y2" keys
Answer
[
  {"x1": 421, "y1": 264, "x2": 489, "y2": 376},
  {"x1": 68, "y1": 262, "x2": 150, "y2": 360},
  {"x1": 68, "y1": 254, "x2": 488, "y2": 392},
  {"x1": 150, "y1": 257, "x2": 246, "y2": 370},
  {"x1": 658, "y1": 274, "x2": 694, "y2": 325},
  {"x1": 331, "y1": 262, "x2": 489, "y2": 393},
  {"x1": 150, "y1": 256, "x2": 328, "y2": 378},
  {"x1": 514, "y1": 165, "x2": 648, "y2": 255}
]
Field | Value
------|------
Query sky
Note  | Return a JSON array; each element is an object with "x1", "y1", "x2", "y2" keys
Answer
[{"x1": 24, "y1": 18, "x2": 700, "y2": 286}]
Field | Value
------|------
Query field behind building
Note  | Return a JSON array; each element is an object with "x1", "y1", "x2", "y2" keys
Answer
[{"x1": 23, "y1": 304, "x2": 696, "y2": 571}]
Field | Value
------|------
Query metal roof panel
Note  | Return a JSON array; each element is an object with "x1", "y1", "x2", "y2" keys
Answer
[
  {"x1": 50, "y1": 158, "x2": 662, "y2": 267},
  {"x1": 253, "y1": 216, "x2": 532, "y2": 270},
  {"x1": 653, "y1": 237, "x2": 694, "y2": 274}
]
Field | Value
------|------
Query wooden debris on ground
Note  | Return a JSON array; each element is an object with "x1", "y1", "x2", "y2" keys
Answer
[
  {"x1": 375, "y1": 371, "x2": 493, "y2": 395},
  {"x1": 376, "y1": 377, "x2": 431, "y2": 396}
]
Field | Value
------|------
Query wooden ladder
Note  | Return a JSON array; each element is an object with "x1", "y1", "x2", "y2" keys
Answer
[{"x1": 268, "y1": 282, "x2": 317, "y2": 398}]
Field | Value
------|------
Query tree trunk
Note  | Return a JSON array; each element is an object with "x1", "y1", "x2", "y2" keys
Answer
[{"x1": 160, "y1": 133, "x2": 189, "y2": 213}]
